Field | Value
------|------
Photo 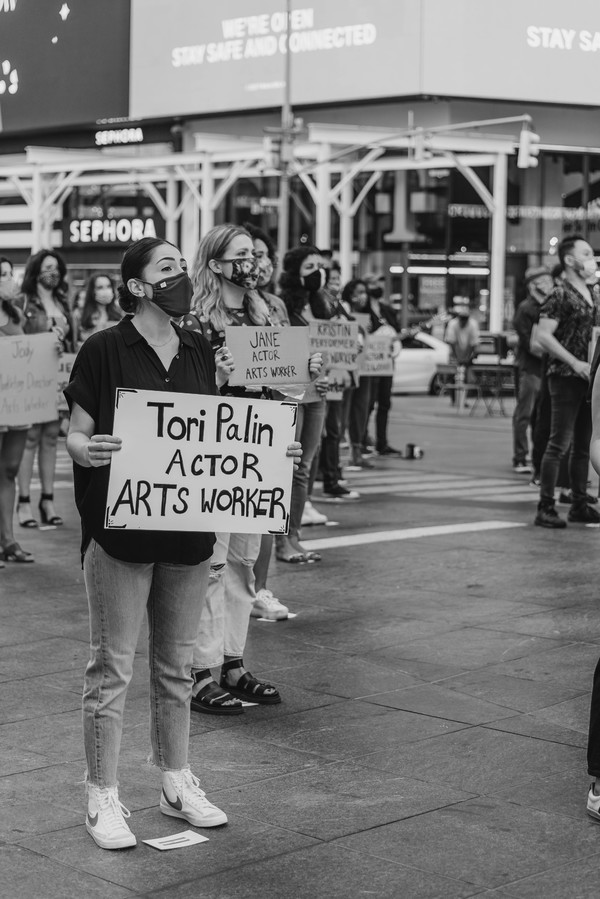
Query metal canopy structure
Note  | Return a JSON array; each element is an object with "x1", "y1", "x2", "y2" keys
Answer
[{"x1": 0, "y1": 122, "x2": 518, "y2": 330}]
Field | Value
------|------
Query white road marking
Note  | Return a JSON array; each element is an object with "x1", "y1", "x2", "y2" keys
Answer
[{"x1": 302, "y1": 519, "x2": 526, "y2": 551}]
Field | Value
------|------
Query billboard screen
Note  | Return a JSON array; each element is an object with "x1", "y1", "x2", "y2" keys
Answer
[
  {"x1": 0, "y1": 0, "x2": 130, "y2": 135},
  {"x1": 129, "y1": 0, "x2": 421, "y2": 118},
  {"x1": 422, "y1": 0, "x2": 600, "y2": 107}
]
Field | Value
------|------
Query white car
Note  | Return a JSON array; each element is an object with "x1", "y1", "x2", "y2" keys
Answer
[{"x1": 392, "y1": 331, "x2": 450, "y2": 395}]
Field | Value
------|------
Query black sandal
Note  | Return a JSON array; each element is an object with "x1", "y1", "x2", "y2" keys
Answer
[
  {"x1": 220, "y1": 659, "x2": 281, "y2": 705},
  {"x1": 190, "y1": 679, "x2": 243, "y2": 716},
  {"x1": 39, "y1": 493, "x2": 63, "y2": 527},
  {"x1": 17, "y1": 496, "x2": 38, "y2": 529}
]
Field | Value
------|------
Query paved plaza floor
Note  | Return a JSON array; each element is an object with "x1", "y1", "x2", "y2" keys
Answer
[{"x1": 2, "y1": 395, "x2": 600, "y2": 898}]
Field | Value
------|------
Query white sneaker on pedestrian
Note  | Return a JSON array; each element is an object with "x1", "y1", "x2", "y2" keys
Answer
[
  {"x1": 587, "y1": 783, "x2": 600, "y2": 821},
  {"x1": 161, "y1": 768, "x2": 227, "y2": 828},
  {"x1": 301, "y1": 500, "x2": 328, "y2": 526},
  {"x1": 251, "y1": 588, "x2": 289, "y2": 620},
  {"x1": 86, "y1": 784, "x2": 137, "y2": 850}
]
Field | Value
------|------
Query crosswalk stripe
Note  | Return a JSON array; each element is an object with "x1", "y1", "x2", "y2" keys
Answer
[
  {"x1": 302, "y1": 519, "x2": 526, "y2": 550},
  {"x1": 351, "y1": 478, "x2": 523, "y2": 496}
]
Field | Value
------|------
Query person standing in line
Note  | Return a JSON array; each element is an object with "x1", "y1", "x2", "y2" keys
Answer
[
  {"x1": 511, "y1": 266, "x2": 554, "y2": 474},
  {"x1": 241, "y1": 223, "x2": 297, "y2": 613},
  {"x1": 183, "y1": 224, "x2": 307, "y2": 714},
  {"x1": 363, "y1": 273, "x2": 402, "y2": 456},
  {"x1": 16, "y1": 249, "x2": 77, "y2": 529},
  {"x1": 64, "y1": 237, "x2": 230, "y2": 850},
  {"x1": 0, "y1": 273, "x2": 35, "y2": 564},
  {"x1": 276, "y1": 245, "x2": 329, "y2": 563},
  {"x1": 345, "y1": 278, "x2": 375, "y2": 470},
  {"x1": 77, "y1": 272, "x2": 122, "y2": 344},
  {"x1": 534, "y1": 234, "x2": 600, "y2": 528}
]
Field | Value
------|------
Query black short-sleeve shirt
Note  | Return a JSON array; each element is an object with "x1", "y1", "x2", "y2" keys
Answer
[{"x1": 64, "y1": 316, "x2": 217, "y2": 565}]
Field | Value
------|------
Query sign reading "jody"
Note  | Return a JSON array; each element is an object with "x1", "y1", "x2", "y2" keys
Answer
[{"x1": 66, "y1": 217, "x2": 160, "y2": 245}]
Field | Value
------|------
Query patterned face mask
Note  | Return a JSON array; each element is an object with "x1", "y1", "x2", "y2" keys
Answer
[{"x1": 215, "y1": 257, "x2": 259, "y2": 289}]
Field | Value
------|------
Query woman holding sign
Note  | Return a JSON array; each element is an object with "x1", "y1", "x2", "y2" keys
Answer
[
  {"x1": 277, "y1": 245, "x2": 330, "y2": 563},
  {"x1": 183, "y1": 223, "x2": 309, "y2": 715},
  {"x1": 16, "y1": 249, "x2": 76, "y2": 529},
  {"x1": 0, "y1": 275, "x2": 34, "y2": 564},
  {"x1": 64, "y1": 237, "x2": 232, "y2": 850}
]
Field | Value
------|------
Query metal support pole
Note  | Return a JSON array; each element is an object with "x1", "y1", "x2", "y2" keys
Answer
[
  {"x1": 490, "y1": 153, "x2": 508, "y2": 333},
  {"x1": 315, "y1": 143, "x2": 331, "y2": 250},
  {"x1": 400, "y1": 243, "x2": 410, "y2": 331},
  {"x1": 339, "y1": 175, "x2": 353, "y2": 284},
  {"x1": 165, "y1": 173, "x2": 177, "y2": 245},
  {"x1": 276, "y1": 0, "x2": 292, "y2": 271},
  {"x1": 31, "y1": 167, "x2": 43, "y2": 252}
]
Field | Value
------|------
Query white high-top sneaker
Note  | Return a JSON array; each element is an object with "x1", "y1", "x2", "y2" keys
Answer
[
  {"x1": 86, "y1": 784, "x2": 137, "y2": 850},
  {"x1": 160, "y1": 768, "x2": 227, "y2": 827}
]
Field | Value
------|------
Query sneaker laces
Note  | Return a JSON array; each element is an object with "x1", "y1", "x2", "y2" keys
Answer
[
  {"x1": 90, "y1": 786, "x2": 131, "y2": 828},
  {"x1": 172, "y1": 768, "x2": 211, "y2": 810},
  {"x1": 256, "y1": 590, "x2": 282, "y2": 609}
]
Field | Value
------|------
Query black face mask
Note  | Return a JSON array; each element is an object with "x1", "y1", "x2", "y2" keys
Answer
[
  {"x1": 141, "y1": 271, "x2": 193, "y2": 317},
  {"x1": 368, "y1": 286, "x2": 384, "y2": 300},
  {"x1": 301, "y1": 268, "x2": 326, "y2": 293},
  {"x1": 39, "y1": 272, "x2": 61, "y2": 290},
  {"x1": 216, "y1": 257, "x2": 259, "y2": 290}
]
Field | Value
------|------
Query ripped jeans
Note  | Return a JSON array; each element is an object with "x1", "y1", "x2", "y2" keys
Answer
[{"x1": 192, "y1": 532, "x2": 261, "y2": 671}]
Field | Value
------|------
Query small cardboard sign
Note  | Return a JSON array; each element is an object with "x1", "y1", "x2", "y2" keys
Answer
[
  {"x1": 0, "y1": 332, "x2": 58, "y2": 426},
  {"x1": 358, "y1": 333, "x2": 394, "y2": 376},
  {"x1": 224, "y1": 326, "x2": 311, "y2": 387},
  {"x1": 105, "y1": 389, "x2": 297, "y2": 534},
  {"x1": 308, "y1": 320, "x2": 359, "y2": 371}
]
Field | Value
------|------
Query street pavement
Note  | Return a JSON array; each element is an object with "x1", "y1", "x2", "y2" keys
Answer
[{"x1": 2, "y1": 394, "x2": 600, "y2": 898}]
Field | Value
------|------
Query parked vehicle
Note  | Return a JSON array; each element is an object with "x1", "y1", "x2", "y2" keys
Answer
[{"x1": 392, "y1": 331, "x2": 450, "y2": 395}]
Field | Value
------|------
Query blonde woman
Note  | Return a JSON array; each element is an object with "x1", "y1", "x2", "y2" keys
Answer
[{"x1": 182, "y1": 224, "x2": 313, "y2": 715}]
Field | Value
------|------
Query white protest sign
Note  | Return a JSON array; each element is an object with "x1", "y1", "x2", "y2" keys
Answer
[
  {"x1": 359, "y1": 333, "x2": 394, "y2": 376},
  {"x1": 105, "y1": 389, "x2": 296, "y2": 534},
  {"x1": 308, "y1": 320, "x2": 359, "y2": 371},
  {"x1": 57, "y1": 353, "x2": 77, "y2": 414},
  {"x1": 0, "y1": 332, "x2": 58, "y2": 427},
  {"x1": 224, "y1": 326, "x2": 311, "y2": 387}
]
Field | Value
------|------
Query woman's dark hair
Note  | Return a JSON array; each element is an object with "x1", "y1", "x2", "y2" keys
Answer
[
  {"x1": 117, "y1": 237, "x2": 178, "y2": 313},
  {"x1": 0, "y1": 281, "x2": 20, "y2": 324},
  {"x1": 242, "y1": 221, "x2": 277, "y2": 264},
  {"x1": 80, "y1": 273, "x2": 121, "y2": 329},
  {"x1": 341, "y1": 278, "x2": 367, "y2": 307},
  {"x1": 0, "y1": 255, "x2": 13, "y2": 273},
  {"x1": 21, "y1": 249, "x2": 68, "y2": 301}
]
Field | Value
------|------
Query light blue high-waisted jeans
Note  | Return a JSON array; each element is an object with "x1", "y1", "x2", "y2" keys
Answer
[{"x1": 83, "y1": 540, "x2": 210, "y2": 788}]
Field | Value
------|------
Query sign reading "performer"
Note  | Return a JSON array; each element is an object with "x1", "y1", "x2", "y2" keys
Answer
[
  {"x1": 309, "y1": 320, "x2": 359, "y2": 370},
  {"x1": 105, "y1": 389, "x2": 297, "y2": 534}
]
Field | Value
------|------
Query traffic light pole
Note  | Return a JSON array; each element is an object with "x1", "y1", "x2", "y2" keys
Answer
[{"x1": 276, "y1": 0, "x2": 293, "y2": 274}]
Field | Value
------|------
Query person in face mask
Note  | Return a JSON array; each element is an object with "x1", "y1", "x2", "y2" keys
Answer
[
  {"x1": 64, "y1": 237, "x2": 234, "y2": 849},
  {"x1": 78, "y1": 273, "x2": 123, "y2": 344},
  {"x1": 276, "y1": 245, "x2": 330, "y2": 562},
  {"x1": 16, "y1": 249, "x2": 76, "y2": 530},
  {"x1": 242, "y1": 221, "x2": 290, "y2": 327},
  {"x1": 534, "y1": 234, "x2": 600, "y2": 528},
  {"x1": 181, "y1": 224, "x2": 305, "y2": 714}
]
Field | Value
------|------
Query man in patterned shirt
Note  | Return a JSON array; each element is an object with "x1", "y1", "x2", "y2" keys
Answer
[{"x1": 534, "y1": 234, "x2": 600, "y2": 528}]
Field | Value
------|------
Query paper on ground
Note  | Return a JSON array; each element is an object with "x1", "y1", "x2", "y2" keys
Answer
[{"x1": 143, "y1": 829, "x2": 209, "y2": 850}]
